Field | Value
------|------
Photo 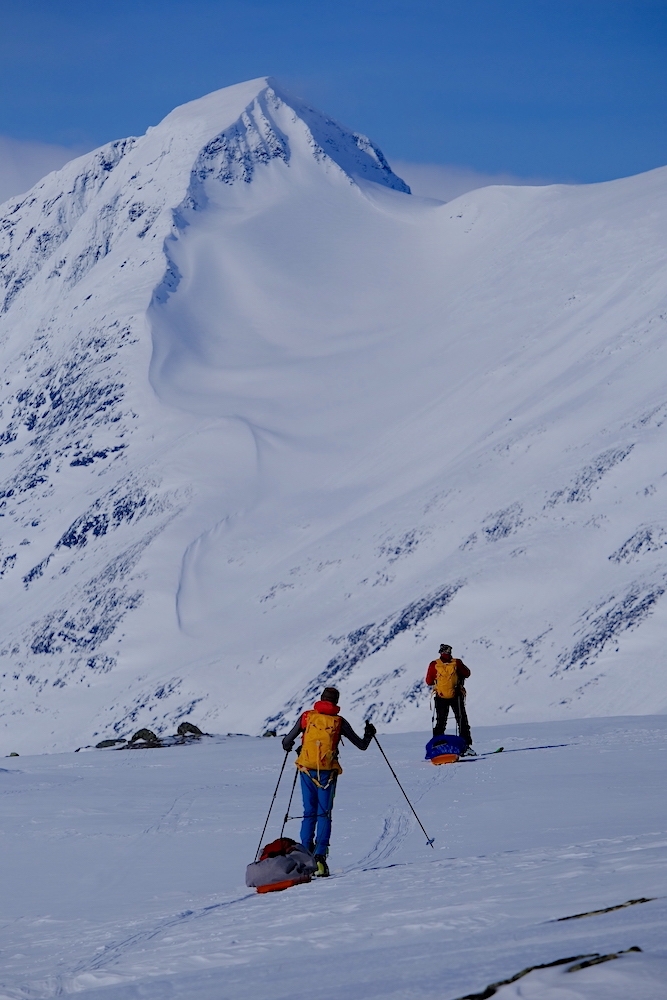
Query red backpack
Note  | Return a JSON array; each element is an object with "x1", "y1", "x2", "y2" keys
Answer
[{"x1": 259, "y1": 837, "x2": 300, "y2": 861}]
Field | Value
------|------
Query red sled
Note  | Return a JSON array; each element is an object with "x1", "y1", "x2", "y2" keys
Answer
[
  {"x1": 246, "y1": 838, "x2": 317, "y2": 893},
  {"x1": 256, "y1": 875, "x2": 312, "y2": 893}
]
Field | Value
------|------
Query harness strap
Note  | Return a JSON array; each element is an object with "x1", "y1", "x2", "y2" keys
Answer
[{"x1": 296, "y1": 762, "x2": 337, "y2": 790}]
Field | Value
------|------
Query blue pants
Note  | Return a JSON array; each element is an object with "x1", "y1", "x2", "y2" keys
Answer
[{"x1": 299, "y1": 769, "x2": 338, "y2": 857}]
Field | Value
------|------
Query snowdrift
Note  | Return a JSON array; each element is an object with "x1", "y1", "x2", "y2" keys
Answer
[{"x1": 1, "y1": 77, "x2": 667, "y2": 752}]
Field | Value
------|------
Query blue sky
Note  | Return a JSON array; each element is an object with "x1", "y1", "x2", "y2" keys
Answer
[{"x1": 1, "y1": 0, "x2": 666, "y2": 190}]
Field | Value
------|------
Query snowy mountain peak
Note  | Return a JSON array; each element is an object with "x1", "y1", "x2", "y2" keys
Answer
[{"x1": 158, "y1": 77, "x2": 410, "y2": 198}]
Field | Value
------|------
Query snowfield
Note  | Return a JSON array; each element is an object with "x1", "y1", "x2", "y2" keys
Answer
[
  {"x1": 1, "y1": 75, "x2": 667, "y2": 752},
  {"x1": 0, "y1": 716, "x2": 666, "y2": 999}
]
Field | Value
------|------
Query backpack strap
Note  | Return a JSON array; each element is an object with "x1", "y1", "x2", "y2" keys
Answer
[{"x1": 296, "y1": 762, "x2": 337, "y2": 789}]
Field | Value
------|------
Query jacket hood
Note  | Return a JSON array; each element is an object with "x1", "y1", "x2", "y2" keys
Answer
[{"x1": 313, "y1": 700, "x2": 340, "y2": 715}]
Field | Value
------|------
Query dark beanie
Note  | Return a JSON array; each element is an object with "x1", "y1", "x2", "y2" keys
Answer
[{"x1": 321, "y1": 686, "x2": 340, "y2": 704}]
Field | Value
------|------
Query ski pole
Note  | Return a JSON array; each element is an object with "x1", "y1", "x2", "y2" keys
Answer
[
  {"x1": 280, "y1": 766, "x2": 299, "y2": 838},
  {"x1": 373, "y1": 735, "x2": 435, "y2": 848},
  {"x1": 254, "y1": 750, "x2": 289, "y2": 861}
]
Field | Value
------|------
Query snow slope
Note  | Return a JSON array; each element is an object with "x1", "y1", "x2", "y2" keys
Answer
[
  {"x1": 0, "y1": 717, "x2": 666, "y2": 998},
  {"x1": 1, "y1": 77, "x2": 667, "y2": 753}
]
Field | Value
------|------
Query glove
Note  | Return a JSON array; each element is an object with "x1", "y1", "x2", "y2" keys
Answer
[
  {"x1": 281, "y1": 737, "x2": 295, "y2": 752},
  {"x1": 364, "y1": 721, "x2": 377, "y2": 738}
]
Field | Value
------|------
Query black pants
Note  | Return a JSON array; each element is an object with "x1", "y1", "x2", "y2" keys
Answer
[{"x1": 433, "y1": 693, "x2": 472, "y2": 746}]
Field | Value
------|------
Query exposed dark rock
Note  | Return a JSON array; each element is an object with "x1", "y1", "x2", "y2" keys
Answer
[
  {"x1": 176, "y1": 722, "x2": 203, "y2": 737},
  {"x1": 129, "y1": 727, "x2": 161, "y2": 746}
]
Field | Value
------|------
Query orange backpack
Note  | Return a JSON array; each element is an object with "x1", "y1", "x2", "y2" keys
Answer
[
  {"x1": 297, "y1": 710, "x2": 343, "y2": 782},
  {"x1": 433, "y1": 659, "x2": 460, "y2": 699}
]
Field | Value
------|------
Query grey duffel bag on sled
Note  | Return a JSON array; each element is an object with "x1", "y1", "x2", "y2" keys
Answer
[{"x1": 246, "y1": 837, "x2": 317, "y2": 893}]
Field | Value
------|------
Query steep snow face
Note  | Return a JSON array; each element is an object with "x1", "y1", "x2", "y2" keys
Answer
[
  {"x1": 0, "y1": 77, "x2": 666, "y2": 753},
  {"x1": 149, "y1": 163, "x2": 667, "y2": 742}
]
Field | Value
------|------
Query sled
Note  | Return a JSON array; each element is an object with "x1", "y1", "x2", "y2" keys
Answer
[
  {"x1": 430, "y1": 752, "x2": 460, "y2": 765},
  {"x1": 256, "y1": 875, "x2": 312, "y2": 893},
  {"x1": 425, "y1": 733, "x2": 468, "y2": 765},
  {"x1": 246, "y1": 838, "x2": 317, "y2": 893}
]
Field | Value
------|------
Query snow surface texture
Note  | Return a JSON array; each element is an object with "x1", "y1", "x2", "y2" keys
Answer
[
  {"x1": 0, "y1": 717, "x2": 666, "y2": 998},
  {"x1": 1, "y1": 76, "x2": 667, "y2": 753}
]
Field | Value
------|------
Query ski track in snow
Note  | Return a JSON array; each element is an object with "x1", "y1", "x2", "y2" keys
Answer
[
  {"x1": 349, "y1": 805, "x2": 414, "y2": 870},
  {"x1": 68, "y1": 893, "x2": 255, "y2": 979}
]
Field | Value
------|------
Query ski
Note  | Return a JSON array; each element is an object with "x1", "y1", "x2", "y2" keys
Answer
[
  {"x1": 459, "y1": 744, "x2": 569, "y2": 761},
  {"x1": 458, "y1": 746, "x2": 504, "y2": 760}
]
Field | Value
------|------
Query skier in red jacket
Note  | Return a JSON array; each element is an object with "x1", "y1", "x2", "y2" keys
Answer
[
  {"x1": 425, "y1": 643, "x2": 473, "y2": 750},
  {"x1": 282, "y1": 686, "x2": 375, "y2": 876}
]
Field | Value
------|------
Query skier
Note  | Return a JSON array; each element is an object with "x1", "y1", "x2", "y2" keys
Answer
[
  {"x1": 282, "y1": 686, "x2": 376, "y2": 877},
  {"x1": 425, "y1": 643, "x2": 474, "y2": 752}
]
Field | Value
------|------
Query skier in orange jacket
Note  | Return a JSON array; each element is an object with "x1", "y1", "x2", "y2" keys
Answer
[
  {"x1": 425, "y1": 643, "x2": 473, "y2": 749},
  {"x1": 282, "y1": 686, "x2": 375, "y2": 875}
]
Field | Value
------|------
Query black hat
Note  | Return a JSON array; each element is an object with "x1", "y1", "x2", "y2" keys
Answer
[
  {"x1": 439, "y1": 643, "x2": 452, "y2": 653},
  {"x1": 321, "y1": 686, "x2": 340, "y2": 704}
]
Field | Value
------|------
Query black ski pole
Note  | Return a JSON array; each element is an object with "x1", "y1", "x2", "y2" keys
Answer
[
  {"x1": 254, "y1": 750, "x2": 289, "y2": 861},
  {"x1": 280, "y1": 766, "x2": 299, "y2": 838},
  {"x1": 373, "y1": 735, "x2": 435, "y2": 848}
]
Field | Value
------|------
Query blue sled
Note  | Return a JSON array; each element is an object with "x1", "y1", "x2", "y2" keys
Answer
[{"x1": 425, "y1": 734, "x2": 468, "y2": 760}]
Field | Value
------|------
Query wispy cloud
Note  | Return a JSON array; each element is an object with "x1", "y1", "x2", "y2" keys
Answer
[
  {"x1": 0, "y1": 136, "x2": 87, "y2": 206},
  {"x1": 392, "y1": 161, "x2": 563, "y2": 202}
]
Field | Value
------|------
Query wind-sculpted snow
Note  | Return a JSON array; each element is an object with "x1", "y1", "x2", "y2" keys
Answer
[
  {"x1": 153, "y1": 81, "x2": 409, "y2": 304},
  {"x1": 1, "y1": 76, "x2": 667, "y2": 752}
]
